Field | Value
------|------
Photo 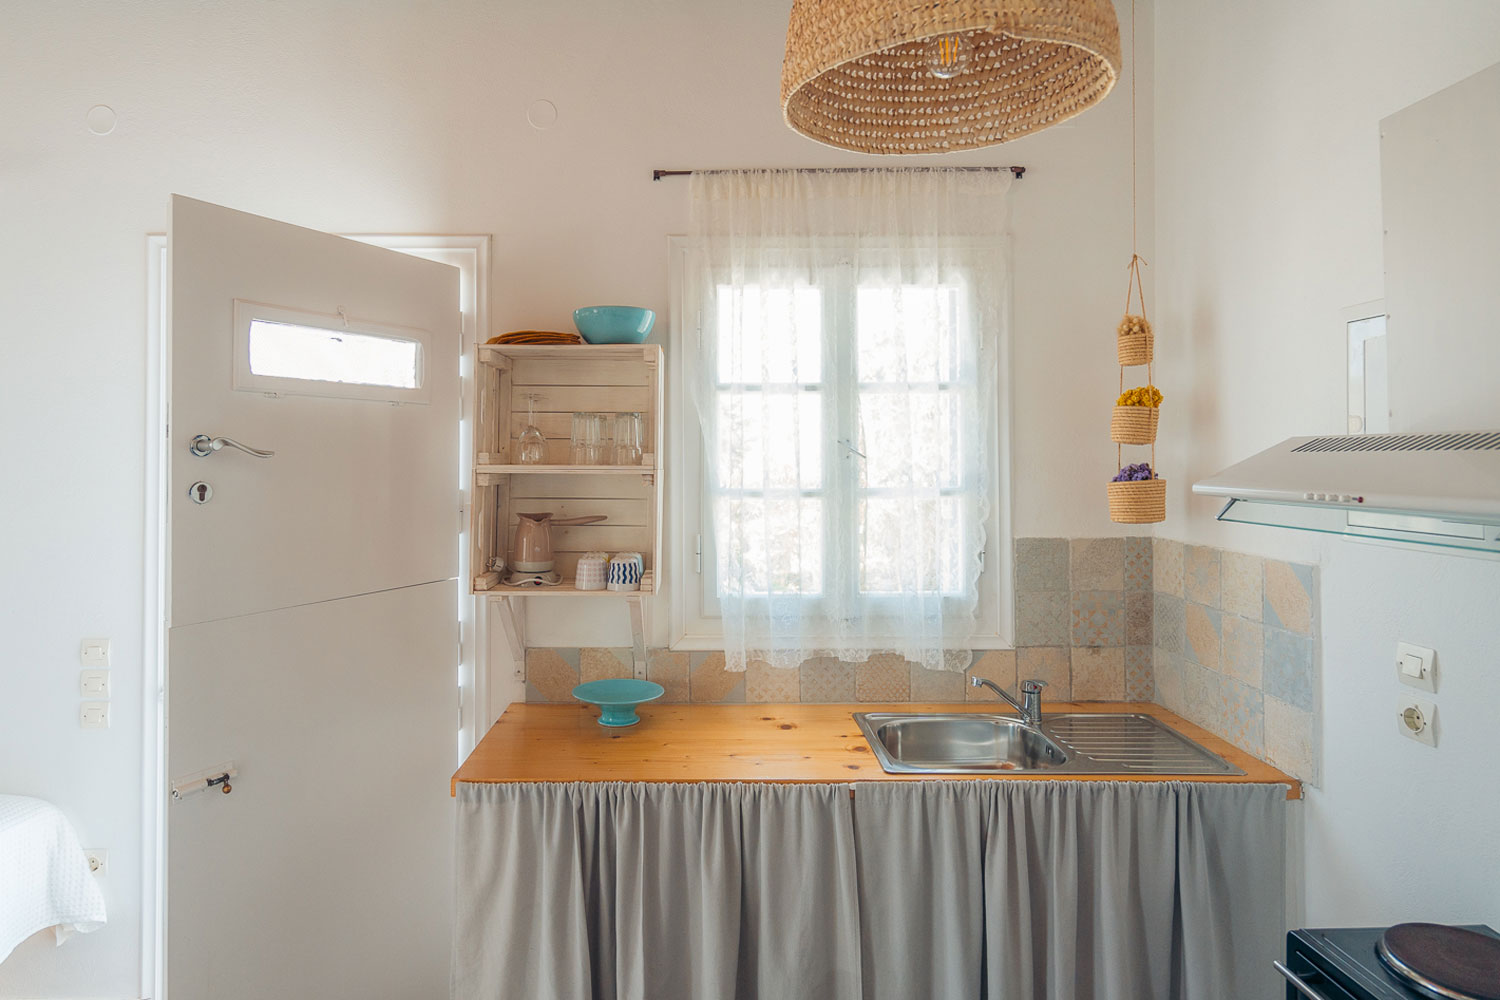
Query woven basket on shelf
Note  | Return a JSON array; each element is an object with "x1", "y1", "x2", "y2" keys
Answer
[
  {"x1": 1110, "y1": 405, "x2": 1159, "y2": 445},
  {"x1": 780, "y1": 0, "x2": 1122, "y2": 154},
  {"x1": 1107, "y1": 478, "x2": 1166, "y2": 524},
  {"x1": 1117, "y1": 326, "x2": 1153, "y2": 365}
]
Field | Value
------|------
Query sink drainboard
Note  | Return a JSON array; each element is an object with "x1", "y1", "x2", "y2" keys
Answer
[{"x1": 1042, "y1": 714, "x2": 1240, "y2": 775}]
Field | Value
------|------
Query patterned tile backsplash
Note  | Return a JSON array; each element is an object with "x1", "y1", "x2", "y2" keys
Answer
[
  {"x1": 521, "y1": 536, "x2": 1320, "y2": 782},
  {"x1": 1150, "y1": 540, "x2": 1319, "y2": 783}
]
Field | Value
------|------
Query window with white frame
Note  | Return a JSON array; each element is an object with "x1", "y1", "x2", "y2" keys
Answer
[
  {"x1": 231, "y1": 300, "x2": 432, "y2": 404},
  {"x1": 670, "y1": 237, "x2": 1012, "y2": 654}
]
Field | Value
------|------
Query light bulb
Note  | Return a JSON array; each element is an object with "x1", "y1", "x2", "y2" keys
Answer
[{"x1": 924, "y1": 32, "x2": 973, "y2": 79}]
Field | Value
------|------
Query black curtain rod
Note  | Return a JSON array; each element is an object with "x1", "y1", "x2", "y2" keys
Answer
[{"x1": 652, "y1": 165, "x2": 1026, "y2": 181}]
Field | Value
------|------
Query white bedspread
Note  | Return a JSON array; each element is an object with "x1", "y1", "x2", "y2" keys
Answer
[{"x1": 0, "y1": 795, "x2": 107, "y2": 964}]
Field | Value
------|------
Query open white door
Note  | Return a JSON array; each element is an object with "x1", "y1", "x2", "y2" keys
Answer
[{"x1": 166, "y1": 197, "x2": 459, "y2": 999}]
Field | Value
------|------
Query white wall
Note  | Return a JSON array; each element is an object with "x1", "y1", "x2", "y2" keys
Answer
[
  {"x1": 0, "y1": 1, "x2": 1149, "y2": 994},
  {"x1": 1154, "y1": 1, "x2": 1500, "y2": 925},
  {"x1": 1381, "y1": 62, "x2": 1500, "y2": 433}
]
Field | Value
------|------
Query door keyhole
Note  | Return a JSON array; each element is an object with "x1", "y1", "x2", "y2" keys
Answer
[{"x1": 189, "y1": 481, "x2": 213, "y2": 504}]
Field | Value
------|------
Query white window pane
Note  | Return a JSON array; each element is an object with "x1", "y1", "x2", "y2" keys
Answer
[
  {"x1": 856, "y1": 285, "x2": 961, "y2": 384},
  {"x1": 716, "y1": 496, "x2": 822, "y2": 596},
  {"x1": 716, "y1": 285, "x2": 822, "y2": 384},
  {"x1": 860, "y1": 496, "x2": 964, "y2": 595},
  {"x1": 717, "y1": 391, "x2": 822, "y2": 490},
  {"x1": 248, "y1": 320, "x2": 420, "y2": 389},
  {"x1": 859, "y1": 390, "x2": 960, "y2": 489}
]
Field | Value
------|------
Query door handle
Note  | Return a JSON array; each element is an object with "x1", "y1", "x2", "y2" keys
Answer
[
  {"x1": 1273, "y1": 961, "x2": 1335, "y2": 1000},
  {"x1": 190, "y1": 434, "x2": 275, "y2": 459}
]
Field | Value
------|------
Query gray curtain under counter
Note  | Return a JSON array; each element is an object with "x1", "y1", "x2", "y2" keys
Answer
[
  {"x1": 453, "y1": 782, "x2": 863, "y2": 1000},
  {"x1": 453, "y1": 780, "x2": 1286, "y2": 1000},
  {"x1": 853, "y1": 781, "x2": 1285, "y2": 1000}
]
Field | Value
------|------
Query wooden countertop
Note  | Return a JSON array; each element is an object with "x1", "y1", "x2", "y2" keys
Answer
[{"x1": 453, "y1": 702, "x2": 1301, "y2": 799}]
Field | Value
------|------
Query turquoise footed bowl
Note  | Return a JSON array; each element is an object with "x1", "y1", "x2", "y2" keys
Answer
[
  {"x1": 573, "y1": 306, "x2": 655, "y2": 344},
  {"x1": 572, "y1": 678, "x2": 665, "y2": 727}
]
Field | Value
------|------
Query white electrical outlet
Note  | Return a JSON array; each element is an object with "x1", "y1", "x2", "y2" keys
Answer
[
  {"x1": 1395, "y1": 641, "x2": 1437, "y2": 692},
  {"x1": 80, "y1": 702, "x2": 109, "y2": 729},
  {"x1": 1396, "y1": 695, "x2": 1438, "y2": 747},
  {"x1": 80, "y1": 669, "x2": 110, "y2": 698},
  {"x1": 84, "y1": 848, "x2": 107, "y2": 876},
  {"x1": 80, "y1": 638, "x2": 111, "y2": 667}
]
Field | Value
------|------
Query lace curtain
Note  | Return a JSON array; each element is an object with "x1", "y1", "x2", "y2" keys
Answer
[{"x1": 687, "y1": 169, "x2": 1010, "y2": 672}]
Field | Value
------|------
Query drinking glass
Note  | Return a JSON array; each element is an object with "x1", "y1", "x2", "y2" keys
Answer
[
  {"x1": 612, "y1": 412, "x2": 643, "y2": 465},
  {"x1": 571, "y1": 412, "x2": 607, "y2": 465},
  {"x1": 584, "y1": 413, "x2": 608, "y2": 464},
  {"x1": 516, "y1": 394, "x2": 547, "y2": 465}
]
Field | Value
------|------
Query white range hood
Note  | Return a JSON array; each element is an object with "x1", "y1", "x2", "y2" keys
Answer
[{"x1": 1192, "y1": 430, "x2": 1500, "y2": 553}]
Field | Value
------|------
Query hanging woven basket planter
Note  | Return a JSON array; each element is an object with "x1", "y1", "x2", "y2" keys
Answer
[
  {"x1": 1117, "y1": 314, "x2": 1153, "y2": 365},
  {"x1": 780, "y1": 0, "x2": 1122, "y2": 154},
  {"x1": 1107, "y1": 477, "x2": 1166, "y2": 524},
  {"x1": 1117, "y1": 255, "x2": 1153, "y2": 364},
  {"x1": 1110, "y1": 405, "x2": 1159, "y2": 444}
]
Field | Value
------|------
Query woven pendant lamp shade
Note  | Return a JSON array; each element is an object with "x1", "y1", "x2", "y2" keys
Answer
[{"x1": 781, "y1": 0, "x2": 1122, "y2": 154}]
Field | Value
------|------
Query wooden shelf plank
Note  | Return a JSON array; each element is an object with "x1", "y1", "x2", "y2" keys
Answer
[
  {"x1": 479, "y1": 343, "x2": 657, "y2": 367},
  {"x1": 476, "y1": 464, "x2": 655, "y2": 476},
  {"x1": 476, "y1": 579, "x2": 655, "y2": 597}
]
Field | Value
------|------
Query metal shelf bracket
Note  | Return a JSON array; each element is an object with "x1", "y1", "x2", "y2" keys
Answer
[
  {"x1": 491, "y1": 596, "x2": 526, "y2": 677},
  {"x1": 627, "y1": 596, "x2": 648, "y2": 679}
]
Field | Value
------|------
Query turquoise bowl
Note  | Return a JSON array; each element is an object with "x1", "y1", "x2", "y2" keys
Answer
[
  {"x1": 572, "y1": 678, "x2": 665, "y2": 727},
  {"x1": 573, "y1": 306, "x2": 655, "y2": 344}
]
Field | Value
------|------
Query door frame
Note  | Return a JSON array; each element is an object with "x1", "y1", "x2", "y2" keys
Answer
[{"x1": 144, "y1": 231, "x2": 490, "y2": 1000}]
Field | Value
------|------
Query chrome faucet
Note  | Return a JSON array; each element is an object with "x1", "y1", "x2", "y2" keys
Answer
[{"x1": 970, "y1": 676, "x2": 1048, "y2": 727}]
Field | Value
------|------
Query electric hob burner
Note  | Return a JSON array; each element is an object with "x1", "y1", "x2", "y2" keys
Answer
[{"x1": 1378, "y1": 923, "x2": 1500, "y2": 1000}]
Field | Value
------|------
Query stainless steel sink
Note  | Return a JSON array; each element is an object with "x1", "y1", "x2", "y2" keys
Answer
[
  {"x1": 854, "y1": 712, "x2": 1243, "y2": 776},
  {"x1": 861, "y1": 714, "x2": 1070, "y2": 772}
]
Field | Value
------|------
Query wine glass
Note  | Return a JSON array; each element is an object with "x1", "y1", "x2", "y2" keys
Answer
[{"x1": 517, "y1": 394, "x2": 546, "y2": 465}]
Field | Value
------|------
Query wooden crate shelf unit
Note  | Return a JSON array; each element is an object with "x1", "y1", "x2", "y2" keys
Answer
[{"x1": 470, "y1": 343, "x2": 664, "y2": 599}]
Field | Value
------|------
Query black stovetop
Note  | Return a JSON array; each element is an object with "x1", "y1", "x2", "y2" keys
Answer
[{"x1": 1291, "y1": 925, "x2": 1500, "y2": 1000}]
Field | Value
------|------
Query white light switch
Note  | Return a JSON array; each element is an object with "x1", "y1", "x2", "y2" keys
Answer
[
  {"x1": 1396, "y1": 695, "x2": 1437, "y2": 747},
  {"x1": 80, "y1": 670, "x2": 110, "y2": 698},
  {"x1": 80, "y1": 702, "x2": 110, "y2": 729},
  {"x1": 81, "y1": 638, "x2": 111, "y2": 667},
  {"x1": 1395, "y1": 641, "x2": 1436, "y2": 692}
]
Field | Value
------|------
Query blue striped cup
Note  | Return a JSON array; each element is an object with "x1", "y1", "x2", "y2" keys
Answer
[{"x1": 606, "y1": 552, "x2": 643, "y2": 592}]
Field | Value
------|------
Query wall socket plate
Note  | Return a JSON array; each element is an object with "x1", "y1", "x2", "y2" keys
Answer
[
  {"x1": 1396, "y1": 641, "x2": 1437, "y2": 692},
  {"x1": 80, "y1": 638, "x2": 111, "y2": 667},
  {"x1": 1397, "y1": 695, "x2": 1438, "y2": 747},
  {"x1": 84, "y1": 848, "x2": 107, "y2": 876},
  {"x1": 80, "y1": 702, "x2": 109, "y2": 729},
  {"x1": 80, "y1": 669, "x2": 110, "y2": 698}
]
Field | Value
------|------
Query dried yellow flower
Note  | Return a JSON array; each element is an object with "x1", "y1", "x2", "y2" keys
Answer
[{"x1": 1116, "y1": 384, "x2": 1164, "y2": 407}]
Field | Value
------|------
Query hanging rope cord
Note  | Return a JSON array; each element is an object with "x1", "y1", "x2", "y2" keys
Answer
[{"x1": 1118, "y1": 0, "x2": 1153, "y2": 475}]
